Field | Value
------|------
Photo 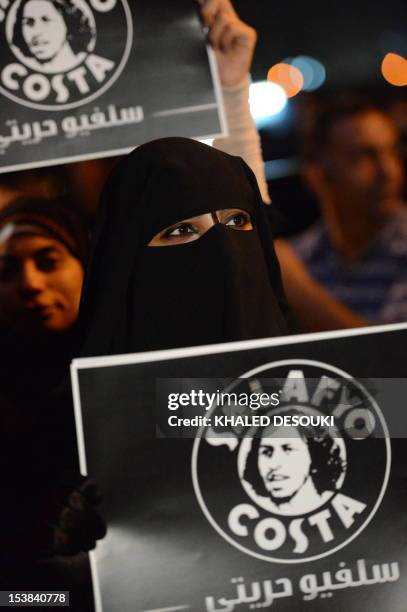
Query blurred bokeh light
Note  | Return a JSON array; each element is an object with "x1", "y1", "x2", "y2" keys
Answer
[
  {"x1": 267, "y1": 63, "x2": 304, "y2": 98},
  {"x1": 291, "y1": 56, "x2": 326, "y2": 91},
  {"x1": 249, "y1": 81, "x2": 288, "y2": 120},
  {"x1": 381, "y1": 52, "x2": 407, "y2": 86}
]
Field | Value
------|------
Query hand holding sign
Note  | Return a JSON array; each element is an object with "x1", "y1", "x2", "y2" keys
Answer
[
  {"x1": 53, "y1": 479, "x2": 106, "y2": 556},
  {"x1": 199, "y1": 0, "x2": 257, "y2": 87}
]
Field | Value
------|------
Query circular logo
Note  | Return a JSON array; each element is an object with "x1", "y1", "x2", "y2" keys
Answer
[
  {"x1": 0, "y1": 0, "x2": 132, "y2": 110},
  {"x1": 192, "y1": 360, "x2": 391, "y2": 563}
]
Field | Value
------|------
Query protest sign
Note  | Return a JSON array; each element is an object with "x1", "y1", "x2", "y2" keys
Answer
[
  {"x1": 0, "y1": 0, "x2": 226, "y2": 172},
  {"x1": 71, "y1": 323, "x2": 407, "y2": 612}
]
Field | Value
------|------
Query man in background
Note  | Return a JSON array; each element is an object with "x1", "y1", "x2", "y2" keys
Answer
[{"x1": 277, "y1": 100, "x2": 406, "y2": 330}]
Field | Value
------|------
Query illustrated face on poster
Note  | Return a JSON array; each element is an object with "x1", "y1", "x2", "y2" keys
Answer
[
  {"x1": 242, "y1": 420, "x2": 345, "y2": 517},
  {"x1": 12, "y1": 0, "x2": 95, "y2": 73},
  {"x1": 0, "y1": 0, "x2": 132, "y2": 109},
  {"x1": 193, "y1": 360, "x2": 390, "y2": 563}
]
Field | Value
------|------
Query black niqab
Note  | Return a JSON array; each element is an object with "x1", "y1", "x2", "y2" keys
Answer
[{"x1": 78, "y1": 137, "x2": 289, "y2": 356}]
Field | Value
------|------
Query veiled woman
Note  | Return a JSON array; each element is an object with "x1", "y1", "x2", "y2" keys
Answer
[{"x1": 77, "y1": 137, "x2": 289, "y2": 357}]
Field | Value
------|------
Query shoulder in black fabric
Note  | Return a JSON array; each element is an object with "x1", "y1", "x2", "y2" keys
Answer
[{"x1": 78, "y1": 137, "x2": 289, "y2": 356}]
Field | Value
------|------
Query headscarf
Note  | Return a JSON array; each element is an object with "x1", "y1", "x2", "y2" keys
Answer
[
  {"x1": 0, "y1": 196, "x2": 89, "y2": 265},
  {"x1": 78, "y1": 137, "x2": 290, "y2": 356}
]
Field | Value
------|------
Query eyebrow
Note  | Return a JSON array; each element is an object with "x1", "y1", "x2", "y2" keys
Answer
[
  {"x1": 259, "y1": 441, "x2": 294, "y2": 447},
  {"x1": 34, "y1": 246, "x2": 62, "y2": 256}
]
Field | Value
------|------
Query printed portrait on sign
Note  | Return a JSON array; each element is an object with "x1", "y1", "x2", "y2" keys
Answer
[
  {"x1": 242, "y1": 408, "x2": 346, "y2": 516},
  {"x1": 194, "y1": 361, "x2": 390, "y2": 562},
  {"x1": 0, "y1": 0, "x2": 131, "y2": 108},
  {"x1": 8, "y1": 0, "x2": 96, "y2": 73}
]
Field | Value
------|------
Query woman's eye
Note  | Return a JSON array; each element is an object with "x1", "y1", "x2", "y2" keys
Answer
[
  {"x1": 163, "y1": 223, "x2": 197, "y2": 238},
  {"x1": 37, "y1": 256, "x2": 60, "y2": 271},
  {"x1": 225, "y1": 212, "x2": 252, "y2": 229}
]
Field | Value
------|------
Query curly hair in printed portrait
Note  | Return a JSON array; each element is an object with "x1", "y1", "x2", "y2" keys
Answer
[
  {"x1": 243, "y1": 408, "x2": 345, "y2": 508},
  {"x1": 11, "y1": 0, "x2": 95, "y2": 71}
]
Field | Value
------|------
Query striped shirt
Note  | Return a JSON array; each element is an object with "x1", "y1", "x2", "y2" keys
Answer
[{"x1": 290, "y1": 207, "x2": 407, "y2": 323}]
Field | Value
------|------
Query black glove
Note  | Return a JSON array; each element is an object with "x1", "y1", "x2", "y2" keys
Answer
[{"x1": 53, "y1": 479, "x2": 107, "y2": 556}]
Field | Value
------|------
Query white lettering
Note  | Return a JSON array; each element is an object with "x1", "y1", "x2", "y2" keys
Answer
[
  {"x1": 226, "y1": 494, "x2": 367, "y2": 554},
  {"x1": 0, "y1": 0, "x2": 9, "y2": 22},
  {"x1": 51, "y1": 73, "x2": 69, "y2": 103},
  {"x1": 254, "y1": 517, "x2": 286, "y2": 551},
  {"x1": 312, "y1": 376, "x2": 341, "y2": 406},
  {"x1": 2, "y1": 63, "x2": 27, "y2": 90},
  {"x1": 331, "y1": 493, "x2": 367, "y2": 528},
  {"x1": 89, "y1": 0, "x2": 117, "y2": 11},
  {"x1": 273, "y1": 415, "x2": 334, "y2": 427},
  {"x1": 288, "y1": 518, "x2": 308, "y2": 553},
  {"x1": 228, "y1": 503, "x2": 259, "y2": 537},
  {"x1": 67, "y1": 67, "x2": 90, "y2": 94},
  {"x1": 344, "y1": 408, "x2": 376, "y2": 439},
  {"x1": 308, "y1": 508, "x2": 335, "y2": 542},
  {"x1": 282, "y1": 370, "x2": 309, "y2": 403},
  {"x1": 86, "y1": 54, "x2": 115, "y2": 83},
  {"x1": 23, "y1": 73, "x2": 50, "y2": 101}
]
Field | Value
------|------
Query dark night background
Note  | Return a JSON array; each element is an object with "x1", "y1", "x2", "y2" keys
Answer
[
  {"x1": 235, "y1": 0, "x2": 406, "y2": 89},
  {"x1": 233, "y1": 0, "x2": 407, "y2": 234}
]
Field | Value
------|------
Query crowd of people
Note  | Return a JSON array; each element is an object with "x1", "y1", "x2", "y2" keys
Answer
[{"x1": 0, "y1": 0, "x2": 405, "y2": 608}]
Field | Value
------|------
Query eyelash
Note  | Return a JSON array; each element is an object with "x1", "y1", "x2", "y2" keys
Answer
[
  {"x1": 162, "y1": 223, "x2": 198, "y2": 239},
  {"x1": 37, "y1": 256, "x2": 60, "y2": 271},
  {"x1": 225, "y1": 212, "x2": 251, "y2": 227}
]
